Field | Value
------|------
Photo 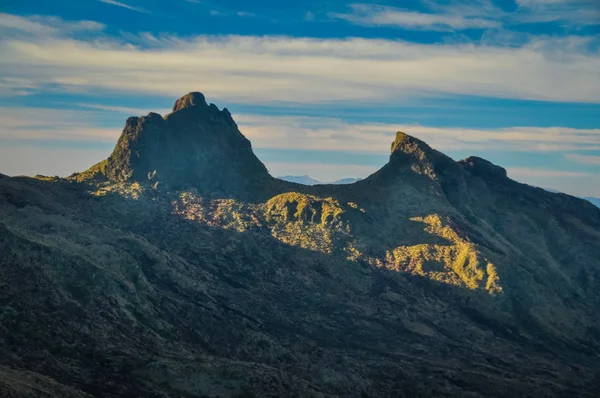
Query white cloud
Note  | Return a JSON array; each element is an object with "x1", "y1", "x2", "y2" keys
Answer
[
  {"x1": 2, "y1": 105, "x2": 598, "y2": 154},
  {"x1": 0, "y1": 13, "x2": 105, "y2": 37},
  {"x1": 333, "y1": 1, "x2": 600, "y2": 31},
  {"x1": 76, "y1": 103, "x2": 171, "y2": 116},
  {"x1": 513, "y1": 0, "x2": 600, "y2": 25},
  {"x1": 97, "y1": 0, "x2": 147, "y2": 13},
  {"x1": 516, "y1": 0, "x2": 570, "y2": 4},
  {"x1": 331, "y1": 4, "x2": 499, "y2": 31},
  {"x1": 0, "y1": 14, "x2": 598, "y2": 104},
  {"x1": 0, "y1": 77, "x2": 40, "y2": 96},
  {"x1": 0, "y1": 146, "x2": 110, "y2": 178},
  {"x1": 0, "y1": 107, "x2": 120, "y2": 142},
  {"x1": 507, "y1": 168, "x2": 592, "y2": 178},
  {"x1": 515, "y1": 0, "x2": 596, "y2": 10},
  {"x1": 506, "y1": 167, "x2": 599, "y2": 197},
  {"x1": 564, "y1": 153, "x2": 600, "y2": 165},
  {"x1": 237, "y1": 114, "x2": 600, "y2": 154}
]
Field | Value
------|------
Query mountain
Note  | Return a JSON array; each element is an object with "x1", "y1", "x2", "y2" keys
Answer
[
  {"x1": 72, "y1": 92, "x2": 273, "y2": 199},
  {"x1": 1, "y1": 92, "x2": 600, "y2": 397},
  {"x1": 278, "y1": 176, "x2": 362, "y2": 185},
  {"x1": 277, "y1": 175, "x2": 322, "y2": 185},
  {"x1": 330, "y1": 177, "x2": 361, "y2": 184}
]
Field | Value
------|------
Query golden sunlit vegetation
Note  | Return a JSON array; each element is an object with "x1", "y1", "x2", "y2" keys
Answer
[
  {"x1": 171, "y1": 191, "x2": 504, "y2": 293},
  {"x1": 382, "y1": 215, "x2": 502, "y2": 294}
]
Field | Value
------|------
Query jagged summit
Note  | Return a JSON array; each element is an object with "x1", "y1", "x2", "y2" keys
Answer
[
  {"x1": 364, "y1": 130, "x2": 462, "y2": 184},
  {"x1": 386, "y1": 132, "x2": 513, "y2": 186},
  {"x1": 390, "y1": 131, "x2": 429, "y2": 155},
  {"x1": 459, "y1": 156, "x2": 508, "y2": 181},
  {"x1": 72, "y1": 92, "x2": 271, "y2": 197},
  {"x1": 389, "y1": 131, "x2": 452, "y2": 166},
  {"x1": 172, "y1": 92, "x2": 208, "y2": 112}
]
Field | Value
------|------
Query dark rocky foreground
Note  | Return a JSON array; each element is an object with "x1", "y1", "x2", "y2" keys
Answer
[{"x1": 1, "y1": 93, "x2": 599, "y2": 397}]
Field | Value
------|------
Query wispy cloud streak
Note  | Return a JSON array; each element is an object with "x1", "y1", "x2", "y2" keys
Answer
[
  {"x1": 332, "y1": 1, "x2": 600, "y2": 31},
  {"x1": 97, "y1": 0, "x2": 147, "y2": 14},
  {"x1": 507, "y1": 168, "x2": 592, "y2": 178},
  {"x1": 564, "y1": 154, "x2": 600, "y2": 165},
  {"x1": 331, "y1": 3, "x2": 499, "y2": 31},
  {"x1": 2, "y1": 106, "x2": 598, "y2": 155},
  {"x1": 237, "y1": 114, "x2": 600, "y2": 154}
]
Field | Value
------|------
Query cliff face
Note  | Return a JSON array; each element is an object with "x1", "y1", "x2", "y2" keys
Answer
[{"x1": 1, "y1": 93, "x2": 600, "y2": 397}]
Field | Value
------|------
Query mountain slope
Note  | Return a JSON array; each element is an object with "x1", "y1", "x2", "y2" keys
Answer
[{"x1": 1, "y1": 93, "x2": 600, "y2": 397}]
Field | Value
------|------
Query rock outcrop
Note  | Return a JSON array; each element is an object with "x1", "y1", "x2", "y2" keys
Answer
[{"x1": 72, "y1": 92, "x2": 273, "y2": 198}]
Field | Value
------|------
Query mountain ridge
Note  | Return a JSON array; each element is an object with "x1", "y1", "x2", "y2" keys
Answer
[
  {"x1": 1, "y1": 92, "x2": 600, "y2": 397},
  {"x1": 277, "y1": 175, "x2": 361, "y2": 186}
]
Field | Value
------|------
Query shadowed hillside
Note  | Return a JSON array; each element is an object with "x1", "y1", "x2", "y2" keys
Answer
[{"x1": 1, "y1": 93, "x2": 599, "y2": 397}]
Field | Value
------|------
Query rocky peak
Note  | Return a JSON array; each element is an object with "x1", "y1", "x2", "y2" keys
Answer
[
  {"x1": 172, "y1": 92, "x2": 208, "y2": 112},
  {"x1": 389, "y1": 131, "x2": 449, "y2": 164},
  {"x1": 74, "y1": 92, "x2": 272, "y2": 198},
  {"x1": 385, "y1": 131, "x2": 460, "y2": 180},
  {"x1": 459, "y1": 156, "x2": 508, "y2": 181},
  {"x1": 390, "y1": 131, "x2": 429, "y2": 155}
]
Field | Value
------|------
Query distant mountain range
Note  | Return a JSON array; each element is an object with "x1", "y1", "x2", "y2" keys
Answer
[
  {"x1": 584, "y1": 197, "x2": 600, "y2": 208},
  {"x1": 277, "y1": 175, "x2": 322, "y2": 185},
  {"x1": 278, "y1": 175, "x2": 361, "y2": 185},
  {"x1": 1, "y1": 92, "x2": 600, "y2": 397}
]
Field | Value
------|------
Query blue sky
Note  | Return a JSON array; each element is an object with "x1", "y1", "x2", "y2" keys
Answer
[{"x1": 0, "y1": 0, "x2": 599, "y2": 195}]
